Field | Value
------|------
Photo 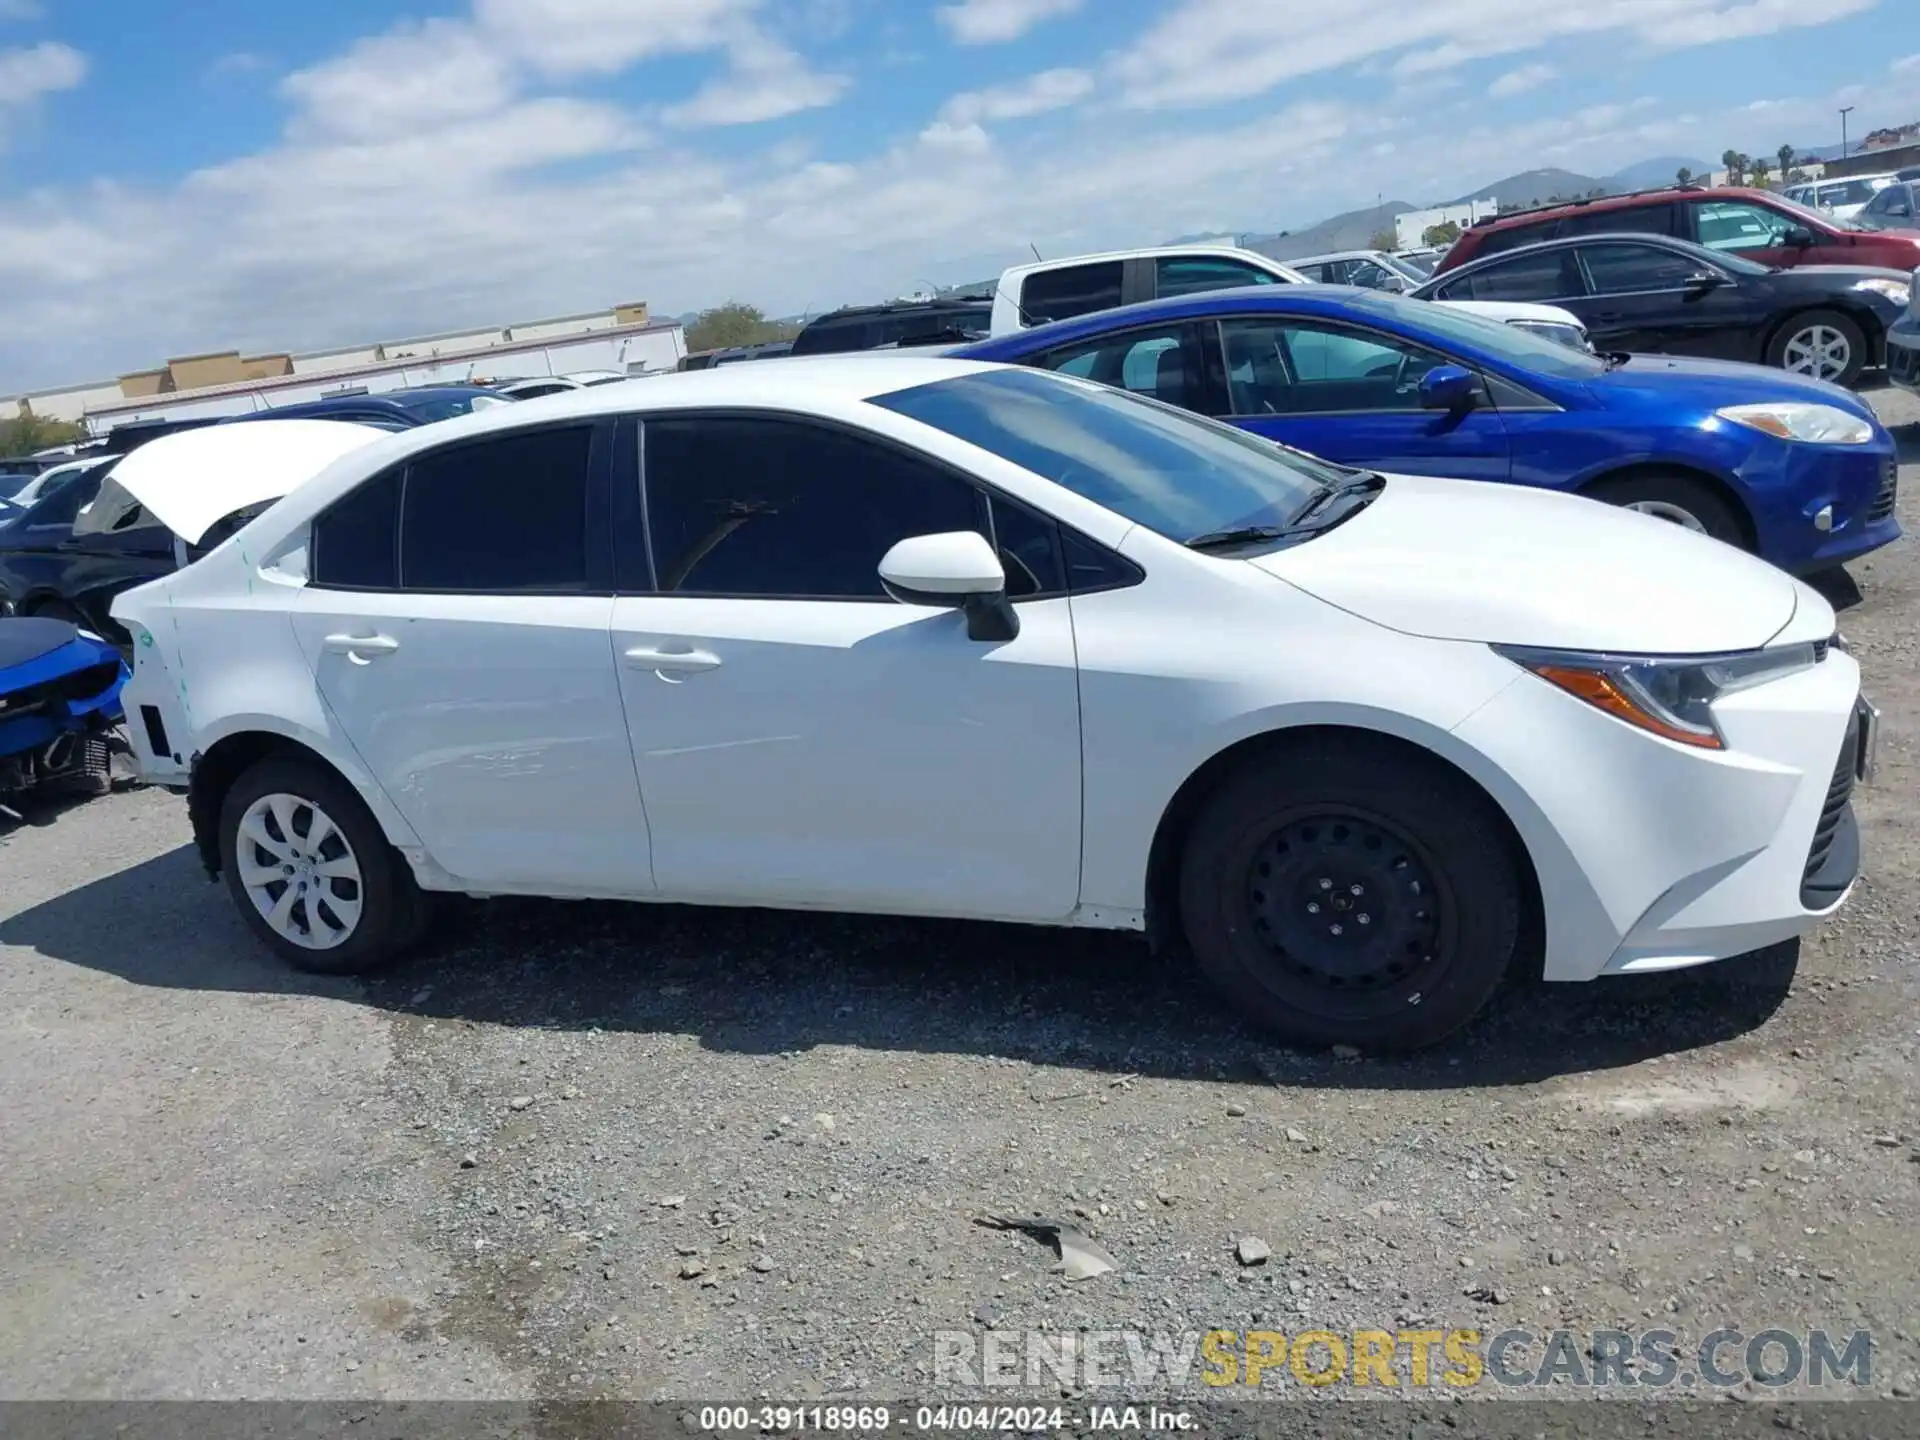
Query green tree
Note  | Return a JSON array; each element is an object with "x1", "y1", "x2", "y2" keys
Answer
[
  {"x1": 1676, "y1": 165, "x2": 1695, "y2": 186},
  {"x1": 1367, "y1": 227, "x2": 1398, "y2": 251},
  {"x1": 0, "y1": 413, "x2": 85, "y2": 457},
  {"x1": 1721, "y1": 148, "x2": 1744, "y2": 184},
  {"x1": 1422, "y1": 220, "x2": 1462, "y2": 247},
  {"x1": 684, "y1": 302, "x2": 798, "y2": 353},
  {"x1": 1776, "y1": 143, "x2": 1795, "y2": 178},
  {"x1": 1749, "y1": 156, "x2": 1772, "y2": 187}
]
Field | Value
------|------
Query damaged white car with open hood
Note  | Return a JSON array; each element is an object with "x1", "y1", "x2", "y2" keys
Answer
[{"x1": 111, "y1": 359, "x2": 1876, "y2": 1051}]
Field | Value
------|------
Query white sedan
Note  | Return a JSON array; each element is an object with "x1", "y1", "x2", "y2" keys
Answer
[{"x1": 109, "y1": 359, "x2": 1873, "y2": 1051}]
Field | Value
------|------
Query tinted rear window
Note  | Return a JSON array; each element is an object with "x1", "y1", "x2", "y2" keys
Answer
[{"x1": 1019, "y1": 262, "x2": 1125, "y2": 324}]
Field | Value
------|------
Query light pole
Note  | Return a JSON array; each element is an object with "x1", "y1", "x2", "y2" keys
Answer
[{"x1": 1840, "y1": 106, "x2": 1854, "y2": 159}]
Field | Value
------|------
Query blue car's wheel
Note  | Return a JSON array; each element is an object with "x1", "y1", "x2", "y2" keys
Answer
[{"x1": 1586, "y1": 471, "x2": 1748, "y2": 551}]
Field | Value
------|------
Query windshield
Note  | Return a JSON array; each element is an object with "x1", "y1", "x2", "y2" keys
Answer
[
  {"x1": 1772, "y1": 191, "x2": 1863, "y2": 232},
  {"x1": 1356, "y1": 291, "x2": 1607, "y2": 377},
  {"x1": 869, "y1": 367, "x2": 1343, "y2": 542}
]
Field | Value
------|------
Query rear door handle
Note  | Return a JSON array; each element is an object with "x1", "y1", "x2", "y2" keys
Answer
[
  {"x1": 322, "y1": 632, "x2": 399, "y2": 662},
  {"x1": 624, "y1": 644, "x2": 721, "y2": 677}
]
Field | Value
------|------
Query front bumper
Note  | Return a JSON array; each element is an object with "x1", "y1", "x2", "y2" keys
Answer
[
  {"x1": 1752, "y1": 433, "x2": 1902, "y2": 572},
  {"x1": 1889, "y1": 314, "x2": 1920, "y2": 394},
  {"x1": 1452, "y1": 649, "x2": 1869, "y2": 983}
]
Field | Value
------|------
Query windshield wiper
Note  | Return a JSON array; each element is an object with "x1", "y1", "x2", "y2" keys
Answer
[
  {"x1": 1185, "y1": 524, "x2": 1292, "y2": 551},
  {"x1": 1286, "y1": 472, "x2": 1386, "y2": 525}
]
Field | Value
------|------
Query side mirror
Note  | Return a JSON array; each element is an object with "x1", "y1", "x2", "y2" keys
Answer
[
  {"x1": 1783, "y1": 226, "x2": 1815, "y2": 248},
  {"x1": 1417, "y1": 364, "x2": 1476, "y2": 411},
  {"x1": 877, "y1": 530, "x2": 1018, "y2": 642},
  {"x1": 1684, "y1": 270, "x2": 1728, "y2": 293}
]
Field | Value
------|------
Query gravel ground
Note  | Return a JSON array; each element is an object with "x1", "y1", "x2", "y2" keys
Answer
[{"x1": 3, "y1": 387, "x2": 1917, "y2": 1413}]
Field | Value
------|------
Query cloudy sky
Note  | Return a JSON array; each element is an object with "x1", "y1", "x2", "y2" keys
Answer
[{"x1": 0, "y1": 0, "x2": 1914, "y2": 393}]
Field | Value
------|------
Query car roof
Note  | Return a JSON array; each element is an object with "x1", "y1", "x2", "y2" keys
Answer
[
  {"x1": 960, "y1": 284, "x2": 1483, "y2": 352},
  {"x1": 802, "y1": 296, "x2": 991, "y2": 322},
  {"x1": 1000, "y1": 244, "x2": 1302, "y2": 281},
  {"x1": 1291, "y1": 250, "x2": 1391, "y2": 264},
  {"x1": 1468, "y1": 184, "x2": 1779, "y2": 234},
  {"x1": 1417, "y1": 230, "x2": 1717, "y2": 284}
]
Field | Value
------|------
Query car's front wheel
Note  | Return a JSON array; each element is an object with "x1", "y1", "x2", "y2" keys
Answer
[
  {"x1": 1767, "y1": 308, "x2": 1867, "y2": 387},
  {"x1": 1586, "y1": 471, "x2": 1748, "y2": 549},
  {"x1": 218, "y1": 755, "x2": 431, "y2": 975},
  {"x1": 1178, "y1": 737, "x2": 1522, "y2": 1051}
]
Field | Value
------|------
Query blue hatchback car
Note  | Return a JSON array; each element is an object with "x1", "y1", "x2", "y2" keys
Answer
[{"x1": 956, "y1": 287, "x2": 1901, "y2": 573}]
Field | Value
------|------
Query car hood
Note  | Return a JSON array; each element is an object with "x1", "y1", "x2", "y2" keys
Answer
[
  {"x1": 74, "y1": 419, "x2": 387, "y2": 544},
  {"x1": 1584, "y1": 352, "x2": 1876, "y2": 416},
  {"x1": 1437, "y1": 299, "x2": 1585, "y2": 328},
  {"x1": 1251, "y1": 472, "x2": 1811, "y2": 653}
]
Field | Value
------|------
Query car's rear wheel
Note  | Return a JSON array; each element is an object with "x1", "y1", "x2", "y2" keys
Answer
[
  {"x1": 1767, "y1": 308, "x2": 1867, "y2": 387},
  {"x1": 1178, "y1": 738, "x2": 1521, "y2": 1051},
  {"x1": 218, "y1": 755, "x2": 431, "y2": 975},
  {"x1": 1585, "y1": 471, "x2": 1748, "y2": 549}
]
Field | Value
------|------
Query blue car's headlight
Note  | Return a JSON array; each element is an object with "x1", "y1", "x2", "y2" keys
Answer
[{"x1": 1716, "y1": 402, "x2": 1875, "y2": 445}]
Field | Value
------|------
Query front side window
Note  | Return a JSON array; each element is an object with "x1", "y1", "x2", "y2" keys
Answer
[
  {"x1": 642, "y1": 417, "x2": 982, "y2": 599},
  {"x1": 1020, "y1": 262, "x2": 1124, "y2": 324},
  {"x1": 1577, "y1": 242, "x2": 1710, "y2": 295},
  {"x1": 869, "y1": 367, "x2": 1340, "y2": 544},
  {"x1": 1439, "y1": 248, "x2": 1581, "y2": 303},
  {"x1": 399, "y1": 426, "x2": 592, "y2": 592},
  {"x1": 1344, "y1": 291, "x2": 1607, "y2": 378},
  {"x1": 1692, "y1": 200, "x2": 1795, "y2": 253},
  {"x1": 1154, "y1": 256, "x2": 1283, "y2": 298},
  {"x1": 1036, "y1": 323, "x2": 1203, "y2": 410},
  {"x1": 1219, "y1": 318, "x2": 1450, "y2": 415}
]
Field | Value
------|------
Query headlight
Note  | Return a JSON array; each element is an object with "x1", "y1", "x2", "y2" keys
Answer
[
  {"x1": 1715, "y1": 402, "x2": 1874, "y2": 444},
  {"x1": 1853, "y1": 277, "x2": 1911, "y2": 307},
  {"x1": 1493, "y1": 642, "x2": 1823, "y2": 749}
]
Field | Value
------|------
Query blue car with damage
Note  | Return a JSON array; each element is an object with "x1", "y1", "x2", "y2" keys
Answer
[{"x1": 955, "y1": 286, "x2": 1900, "y2": 573}]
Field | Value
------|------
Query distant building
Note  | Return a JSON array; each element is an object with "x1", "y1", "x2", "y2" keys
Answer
[
  {"x1": 1396, "y1": 200, "x2": 1499, "y2": 250},
  {"x1": 5, "y1": 301, "x2": 674, "y2": 428}
]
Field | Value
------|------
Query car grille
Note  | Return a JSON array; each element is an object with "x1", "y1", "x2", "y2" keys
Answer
[
  {"x1": 1866, "y1": 456, "x2": 1899, "y2": 525},
  {"x1": 1893, "y1": 341, "x2": 1920, "y2": 387},
  {"x1": 0, "y1": 660, "x2": 122, "y2": 720},
  {"x1": 1802, "y1": 711, "x2": 1860, "y2": 887}
]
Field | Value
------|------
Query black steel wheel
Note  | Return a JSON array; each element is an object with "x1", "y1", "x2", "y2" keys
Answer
[{"x1": 1180, "y1": 736, "x2": 1522, "y2": 1051}]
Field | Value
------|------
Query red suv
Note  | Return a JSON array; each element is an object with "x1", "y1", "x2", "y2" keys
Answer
[{"x1": 1436, "y1": 186, "x2": 1920, "y2": 275}]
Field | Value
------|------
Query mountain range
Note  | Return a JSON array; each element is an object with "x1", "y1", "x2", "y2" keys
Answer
[{"x1": 1241, "y1": 155, "x2": 1712, "y2": 259}]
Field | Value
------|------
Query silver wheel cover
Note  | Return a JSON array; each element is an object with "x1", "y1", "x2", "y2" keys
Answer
[{"x1": 236, "y1": 792, "x2": 364, "y2": 949}]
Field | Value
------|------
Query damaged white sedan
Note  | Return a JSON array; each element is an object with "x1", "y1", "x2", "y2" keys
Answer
[{"x1": 112, "y1": 359, "x2": 1873, "y2": 1050}]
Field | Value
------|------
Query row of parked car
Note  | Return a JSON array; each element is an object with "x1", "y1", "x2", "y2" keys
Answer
[{"x1": 4, "y1": 177, "x2": 1905, "y2": 1051}]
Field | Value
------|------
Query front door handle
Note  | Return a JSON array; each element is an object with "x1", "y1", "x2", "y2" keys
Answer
[
  {"x1": 323, "y1": 632, "x2": 399, "y2": 663},
  {"x1": 624, "y1": 644, "x2": 721, "y2": 678}
]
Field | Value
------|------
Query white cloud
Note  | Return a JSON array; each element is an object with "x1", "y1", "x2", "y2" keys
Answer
[
  {"x1": 936, "y1": 0, "x2": 1083, "y2": 45},
  {"x1": 662, "y1": 34, "x2": 849, "y2": 127},
  {"x1": 937, "y1": 67, "x2": 1093, "y2": 125},
  {"x1": 281, "y1": 21, "x2": 515, "y2": 140},
  {"x1": 0, "y1": 40, "x2": 85, "y2": 106},
  {"x1": 0, "y1": 4, "x2": 1910, "y2": 395},
  {"x1": 1487, "y1": 62, "x2": 1556, "y2": 97},
  {"x1": 0, "y1": 39, "x2": 85, "y2": 149},
  {"x1": 1892, "y1": 52, "x2": 1920, "y2": 72},
  {"x1": 471, "y1": 0, "x2": 759, "y2": 78},
  {"x1": 1113, "y1": 0, "x2": 1884, "y2": 108}
]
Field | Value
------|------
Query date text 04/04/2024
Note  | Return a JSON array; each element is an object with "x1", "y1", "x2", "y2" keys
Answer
[{"x1": 695, "y1": 1405, "x2": 1196, "y2": 1432}]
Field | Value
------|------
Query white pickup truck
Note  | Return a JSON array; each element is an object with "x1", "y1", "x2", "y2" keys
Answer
[{"x1": 989, "y1": 244, "x2": 1592, "y2": 351}]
